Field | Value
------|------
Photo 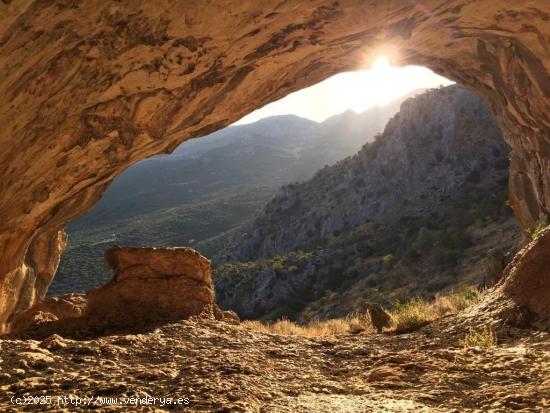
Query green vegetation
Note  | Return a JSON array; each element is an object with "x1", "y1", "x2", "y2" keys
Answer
[
  {"x1": 391, "y1": 287, "x2": 480, "y2": 333},
  {"x1": 528, "y1": 214, "x2": 549, "y2": 240},
  {"x1": 460, "y1": 326, "x2": 497, "y2": 348},
  {"x1": 215, "y1": 172, "x2": 513, "y2": 322},
  {"x1": 53, "y1": 186, "x2": 276, "y2": 295},
  {"x1": 390, "y1": 298, "x2": 433, "y2": 333}
]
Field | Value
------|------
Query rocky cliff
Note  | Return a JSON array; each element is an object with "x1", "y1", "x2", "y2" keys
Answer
[
  {"x1": 226, "y1": 86, "x2": 511, "y2": 262},
  {"x1": 215, "y1": 86, "x2": 521, "y2": 321},
  {"x1": 51, "y1": 95, "x2": 416, "y2": 295},
  {"x1": 0, "y1": 0, "x2": 548, "y2": 331}
]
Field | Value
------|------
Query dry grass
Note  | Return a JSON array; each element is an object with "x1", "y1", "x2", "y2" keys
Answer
[
  {"x1": 242, "y1": 313, "x2": 374, "y2": 338},
  {"x1": 391, "y1": 287, "x2": 480, "y2": 333},
  {"x1": 243, "y1": 287, "x2": 481, "y2": 337},
  {"x1": 460, "y1": 326, "x2": 497, "y2": 348},
  {"x1": 390, "y1": 298, "x2": 433, "y2": 333}
]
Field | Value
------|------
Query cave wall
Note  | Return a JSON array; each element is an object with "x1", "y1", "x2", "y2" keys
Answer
[{"x1": 0, "y1": 0, "x2": 548, "y2": 332}]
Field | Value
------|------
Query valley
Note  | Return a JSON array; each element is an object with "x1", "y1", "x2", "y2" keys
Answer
[
  {"x1": 52, "y1": 92, "x2": 420, "y2": 295},
  {"x1": 215, "y1": 86, "x2": 521, "y2": 322}
]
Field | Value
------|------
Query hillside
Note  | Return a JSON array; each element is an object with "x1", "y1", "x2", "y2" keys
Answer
[
  {"x1": 215, "y1": 85, "x2": 521, "y2": 322},
  {"x1": 51, "y1": 93, "x2": 418, "y2": 295}
]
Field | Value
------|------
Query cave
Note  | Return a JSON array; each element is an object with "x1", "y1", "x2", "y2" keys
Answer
[{"x1": 0, "y1": 1, "x2": 549, "y2": 334}]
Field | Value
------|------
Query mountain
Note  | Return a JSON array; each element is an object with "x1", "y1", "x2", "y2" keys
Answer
[
  {"x1": 214, "y1": 85, "x2": 521, "y2": 322},
  {"x1": 51, "y1": 92, "x2": 419, "y2": 295}
]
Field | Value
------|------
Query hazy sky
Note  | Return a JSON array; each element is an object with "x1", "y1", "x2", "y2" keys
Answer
[{"x1": 236, "y1": 59, "x2": 454, "y2": 125}]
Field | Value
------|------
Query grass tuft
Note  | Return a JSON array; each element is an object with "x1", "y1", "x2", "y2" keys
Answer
[
  {"x1": 243, "y1": 287, "x2": 481, "y2": 337},
  {"x1": 390, "y1": 298, "x2": 433, "y2": 333},
  {"x1": 242, "y1": 314, "x2": 374, "y2": 338},
  {"x1": 460, "y1": 326, "x2": 497, "y2": 348},
  {"x1": 391, "y1": 287, "x2": 480, "y2": 334}
]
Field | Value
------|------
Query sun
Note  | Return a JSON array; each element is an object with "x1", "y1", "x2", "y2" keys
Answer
[
  {"x1": 234, "y1": 55, "x2": 454, "y2": 125},
  {"x1": 371, "y1": 56, "x2": 391, "y2": 71}
]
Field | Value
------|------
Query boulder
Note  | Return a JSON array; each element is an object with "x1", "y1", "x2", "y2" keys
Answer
[
  {"x1": 501, "y1": 228, "x2": 550, "y2": 326},
  {"x1": 85, "y1": 246, "x2": 216, "y2": 329},
  {"x1": 9, "y1": 294, "x2": 86, "y2": 335},
  {"x1": 366, "y1": 303, "x2": 392, "y2": 333}
]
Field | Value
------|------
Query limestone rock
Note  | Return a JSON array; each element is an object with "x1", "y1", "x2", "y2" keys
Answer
[
  {"x1": 85, "y1": 246, "x2": 216, "y2": 329},
  {"x1": 9, "y1": 293, "x2": 85, "y2": 335},
  {"x1": 218, "y1": 310, "x2": 241, "y2": 325},
  {"x1": 460, "y1": 227, "x2": 550, "y2": 328},
  {"x1": 366, "y1": 303, "x2": 392, "y2": 333},
  {"x1": 39, "y1": 334, "x2": 69, "y2": 350},
  {"x1": 501, "y1": 227, "x2": 550, "y2": 326}
]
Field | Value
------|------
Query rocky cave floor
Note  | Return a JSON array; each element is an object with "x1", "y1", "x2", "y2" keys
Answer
[{"x1": 0, "y1": 317, "x2": 549, "y2": 412}]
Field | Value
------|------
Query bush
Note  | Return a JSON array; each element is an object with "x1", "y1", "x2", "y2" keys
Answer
[
  {"x1": 382, "y1": 254, "x2": 398, "y2": 272},
  {"x1": 242, "y1": 314, "x2": 374, "y2": 337},
  {"x1": 460, "y1": 326, "x2": 497, "y2": 348},
  {"x1": 528, "y1": 214, "x2": 549, "y2": 240},
  {"x1": 433, "y1": 247, "x2": 459, "y2": 269},
  {"x1": 390, "y1": 298, "x2": 433, "y2": 333},
  {"x1": 390, "y1": 287, "x2": 481, "y2": 334}
]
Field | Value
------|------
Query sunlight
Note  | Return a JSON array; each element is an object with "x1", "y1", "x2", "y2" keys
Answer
[
  {"x1": 371, "y1": 56, "x2": 391, "y2": 71},
  {"x1": 235, "y1": 63, "x2": 453, "y2": 125}
]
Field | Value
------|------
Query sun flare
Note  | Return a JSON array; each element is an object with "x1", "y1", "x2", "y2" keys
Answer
[
  {"x1": 236, "y1": 61, "x2": 454, "y2": 125},
  {"x1": 371, "y1": 56, "x2": 391, "y2": 71}
]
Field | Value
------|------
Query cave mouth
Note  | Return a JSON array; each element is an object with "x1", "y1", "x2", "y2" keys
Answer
[
  {"x1": 1, "y1": 1, "x2": 548, "y2": 333},
  {"x1": 48, "y1": 64, "x2": 521, "y2": 328}
]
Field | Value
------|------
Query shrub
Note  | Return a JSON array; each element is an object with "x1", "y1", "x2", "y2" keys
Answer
[
  {"x1": 431, "y1": 287, "x2": 480, "y2": 316},
  {"x1": 433, "y1": 247, "x2": 459, "y2": 269},
  {"x1": 390, "y1": 287, "x2": 481, "y2": 333},
  {"x1": 413, "y1": 227, "x2": 434, "y2": 252},
  {"x1": 390, "y1": 298, "x2": 433, "y2": 333},
  {"x1": 460, "y1": 326, "x2": 497, "y2": 348},
  {"x1": 528, "y1": 214, "x2": 549, "y2": 240},
  {"x1": 382, "y1": 254, "x2": 398, "y2": 272}
]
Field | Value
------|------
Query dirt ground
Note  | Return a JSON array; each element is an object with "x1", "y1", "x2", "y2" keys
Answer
[{"x1": 1, "y1": 316, "x2": 549, "y2": 412}]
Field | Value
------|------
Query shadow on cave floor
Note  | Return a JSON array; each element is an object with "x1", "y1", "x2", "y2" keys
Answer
[{"x1": 1, "y1": 315, "x2": 549, "y2": 412}]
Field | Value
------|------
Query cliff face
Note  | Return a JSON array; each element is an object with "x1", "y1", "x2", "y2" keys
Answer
[
  {"x1": 226, "y1": 86, "x2": 510, "y2": 262},
  {"x1": 0, "y1": 0, "x2": 548, "y2": 331},
  {"x1": 215, "y1": 86, "x2": 520, "y2": 321}
]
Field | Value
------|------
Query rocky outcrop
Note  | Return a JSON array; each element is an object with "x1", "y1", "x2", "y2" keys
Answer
[
  {"x1": 225, "y1": 86, "x2": 510, "y2": 261},
  {"x1": 459, "y1": 227, "x2": 550, "y2": 329},
  {"x1": 86, "y1": 246, "x2": 216, "y2": 329},
  {"x1": 366, "y1": 303, "x2": 392, "y2": 333},
  {"x1": 10, "y1": 247, "x2": 234, "y2": 337},
  {"x1": 0, "y1": 1, "x2": 548, "y2": 331},
  {"x1": 9, "y1": 293, "x2": 86, "y2": 335},
  {"x1": 500, "y1": 228, "x2": 550, "y2": 326}
]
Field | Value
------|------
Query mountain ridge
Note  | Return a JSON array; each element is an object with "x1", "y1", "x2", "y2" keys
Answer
[
  {"x1": 52, "y1": 90, "x2": 420, "y2": 295},
  {"x1": 214, "y1": 85, "x2": 520, "y2": 322}
]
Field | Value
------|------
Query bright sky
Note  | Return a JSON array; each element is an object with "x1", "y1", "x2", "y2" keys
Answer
[{"x1": 236, "y1": 58, "x2": 454, "y2": 125}]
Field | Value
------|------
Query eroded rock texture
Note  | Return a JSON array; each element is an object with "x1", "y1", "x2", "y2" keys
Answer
[
  {"x1": 9, "y1": 293, "x2": 85, "y2": 335},
  {"x1": 0, "y1": 0, "x2": 548, "y2": 331},
  {"x1": 9, "y1": 247, "x2": 227, "y2": 337},
  {"x1": 86, "y1": 246, "x2": 216, "y2": 329}
]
